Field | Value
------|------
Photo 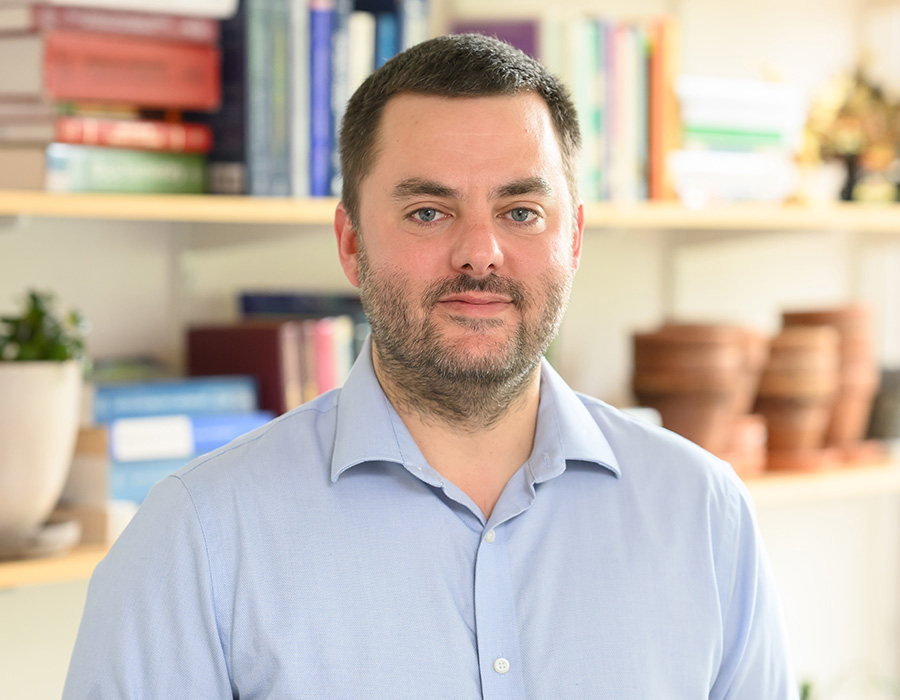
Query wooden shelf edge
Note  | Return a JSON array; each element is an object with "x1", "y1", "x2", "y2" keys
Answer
[
  {"x1": 745, "y1": 460, "x2": 900, "y2": 509},
  {"x1": 0, "y1": 190, "x2": 340, "y2": 225},
  {"x1": 1, "y1": 190, "x2": 900, "y2": 232},
  {"x1": 0, "y1": 543, "x2": 109, "y2": 591}
]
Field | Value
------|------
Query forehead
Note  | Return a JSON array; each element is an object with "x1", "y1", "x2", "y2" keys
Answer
[{"x1": 370, "y1": 92, "x2": 566, "y2": 183}]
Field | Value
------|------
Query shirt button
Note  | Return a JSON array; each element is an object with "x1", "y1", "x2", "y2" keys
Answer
[
  {"x1": 493, "y1": 657, "x2": 510, "y2": 674},
  {"x1": 485, "y1": 529, "x2": 496, "y2": 543}
]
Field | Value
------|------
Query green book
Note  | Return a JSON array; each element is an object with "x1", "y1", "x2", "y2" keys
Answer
[{"x1": 45, "y1": 144, "x2": 206, "y2": 194}]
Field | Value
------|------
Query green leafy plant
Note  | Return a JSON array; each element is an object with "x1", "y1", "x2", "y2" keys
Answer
[{"x1": 0, "y1": 290, "x2": 88, "y2": 362}]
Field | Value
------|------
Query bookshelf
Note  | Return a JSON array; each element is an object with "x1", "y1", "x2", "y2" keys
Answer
[{"x1": 2, "y1": 189, "x2": 900, "y2": 235}]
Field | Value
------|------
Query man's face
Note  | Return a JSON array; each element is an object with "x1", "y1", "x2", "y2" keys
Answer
[{"x1": 337, "y1": 92, "x2": 583, "y2": 386}]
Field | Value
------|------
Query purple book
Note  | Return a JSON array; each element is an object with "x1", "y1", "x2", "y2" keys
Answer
[{"x1": 450, "y1": 19, "x2": 539, "y2": 59}]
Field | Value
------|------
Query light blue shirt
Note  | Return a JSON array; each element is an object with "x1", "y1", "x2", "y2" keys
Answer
[{"x1": 64, "y1": 339, "x2": 798, "y2": 699}]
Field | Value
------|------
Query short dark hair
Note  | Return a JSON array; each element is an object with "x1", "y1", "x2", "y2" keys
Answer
[{"x1": 338, "y1": 33, "x2": 582, "y2": 229}]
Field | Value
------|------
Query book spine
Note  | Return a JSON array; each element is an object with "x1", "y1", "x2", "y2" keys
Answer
[
  {"x1": 329, "y1": 0, "x2": 352, "y2": 197},
  {"x1": 31, "y1": 5, "x2": 220, "y2": 44},
  {"x1": 245, "y1": 0, "x2": 271, "y2": 194},
  {"x1": 55, "y1": 117, "x2": 213, "y2": 153},
  {"x1": 398, "y1": 0, "x2": 429, "y2": 51},
  {"x1": 199, "y1": 0, "x2": 248, "y2": 193},
  {"x1": 45, "y1": 144, "x2": 207, "y2": 193},
  {"x1": 373, "y1": 11, "x2": 397, "y2": 68},
  {"x1": 239, "y1": 291, "x2": 364, "y2": 318},
  {"x1": 267, "y1": 0, "x2": 292, "y2": 196},
  {"x1": 308, "y1": 0, "x2": 334, "y2": 197},
  {"x1": 43, "y1": 31, "x2": 221, "y2": 110},
  {"x1": 109, "y1": 410, "x2": 273, "y2": 462},
  {"x1": 90, "y1": 376, "x2": 259, "y2": 423},
  {"x1": 289, "y1": 0, "x2": 310, "y2": 197}
]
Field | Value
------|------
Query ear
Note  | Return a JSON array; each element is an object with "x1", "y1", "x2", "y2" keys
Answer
[
  {"x1": 571, "y1": 201, "x2": 585, "y2": 274},
  {"x1": 334, "y1": 202, "x2": 361, "y2": 288}
]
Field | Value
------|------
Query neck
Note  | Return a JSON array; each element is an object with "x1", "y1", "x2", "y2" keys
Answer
[{"x1": 372, "y1": 340, "x2": 542, "y2": 518}]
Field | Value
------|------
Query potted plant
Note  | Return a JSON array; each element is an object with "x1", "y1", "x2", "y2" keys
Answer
[{"x1": 0, "y1": 290, "x2": 88, "y2": 559}]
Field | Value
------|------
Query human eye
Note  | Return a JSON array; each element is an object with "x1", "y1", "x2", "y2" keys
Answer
[
  {"x1": 407, "y1": 207, "x2": 449, "y2": 225},
  {"x1": 502, "y1": 207, "x2": 541, "y2": 225}
]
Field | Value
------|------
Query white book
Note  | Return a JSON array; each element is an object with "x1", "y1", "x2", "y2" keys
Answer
[
  {"x1": 0, "y1": 0, "x2": 238, "y2": 18},
  {"x1": 348, "y1": 10, "x2": 375, "y2": 96}
]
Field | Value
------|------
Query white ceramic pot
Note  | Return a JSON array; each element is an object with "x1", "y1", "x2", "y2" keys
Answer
[{"x1": 0, "y1": 361, "x2": 83, "y2": 551}]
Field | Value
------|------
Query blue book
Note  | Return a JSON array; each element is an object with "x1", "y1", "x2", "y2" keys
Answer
[
  {"x1": 239, "y1": 290, "x2": 364, "y2": 320},
  {"x1": 90, "y1": 375, "x2": 259, "y2": 424},
  {"x1": 329, "y1": 0, "x2": 353, "y2": 196},
  {"x1": 309, "y1": 0, "x2": 335, "y2": 196},
  {"x1": 108, "y1": 410, "x2": 274, "y2": 462},
  {"x1": 374, "y1": 11, "x2": 398, "y2": 68}
]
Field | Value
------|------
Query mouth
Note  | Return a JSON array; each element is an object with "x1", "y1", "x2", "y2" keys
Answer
[{"x1": 437, "y1": 293, "x2": 514, "y2": 317}]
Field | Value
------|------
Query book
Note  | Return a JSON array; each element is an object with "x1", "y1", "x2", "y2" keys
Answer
[
  {"x1": 329, "y1": 0, "x2": 352, "y2": 196},
  {"x1": 45, "y1": 143, "x2": 206, "y2": 193},
  {"x1": 239, "y1": 290, "x2": 364, "y2": 320},
  {"x1": 647, "y1": 17, "x2": 679, "y2": 200},
  {"x1": 450, "y1": 18, "x2": 539, "y2": 58},
  {"x1": 0, "y1": 116, "x2": 213, "y2": 151},
  {"x1": 0, "y1": 5, "x2": 220, "y2": 43},
  {"x1": 88, "y1": 374, "x2": 259, "y2": 424},
  {"x1": 373, "y1": 10, "x2": 397, "y2": 68},
  {"x1": 186, "y1": 321, "x2": 306, "y2": 415},
  {"x1": 398, "y1": 0, "x2": 428, "y2": 51},
  {"x1": 289, "y1": 0, "x2": 310, "y2": 197},
  {"x1": 0, "y1": 0, "x2": 240, "y2": 19},
  {"x1": 0, "y1": 30, "x2": 221, "y2": 110},
  {"x1": 108, "y1": 410, "x2": 273, "y2": 462},
  {"x1": 245, "y1": 0, "x2": 270, "y2": 194},
  {"x1": 347, "y1": 10, "x2": 375, "y2": 94},
  {"x1": 308, "y1": 0, "x2": 334, "y2": 196}
]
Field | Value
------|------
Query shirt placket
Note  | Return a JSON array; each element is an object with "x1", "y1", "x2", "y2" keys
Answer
[{"x1": 474, "y1": 522, "x2": 527, "y2": 700}]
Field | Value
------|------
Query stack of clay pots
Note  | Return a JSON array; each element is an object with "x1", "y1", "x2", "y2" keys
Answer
[
  {"x1": 632, "y1": 323, "x2": 769, "y2": 477},
  {"x1": 753, "y1": 325, "x2": 842, "y2": 472},
  {"x1": 781, "y1": 305, "x2": 881, "y2": 462}
]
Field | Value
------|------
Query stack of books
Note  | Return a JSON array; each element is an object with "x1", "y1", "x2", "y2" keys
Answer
[
  {"x1": 187, "y1": 291, "x2": 368, "y2": 408},
  {"x1": 0, "y1": 0, "x2": 237, "y2": 193},
  {"x1": 84, "y1": 373, "x2": 272, "y2": 503},
  {"x1": 668, "y1": 75, "x2": 807, "y2": 206}
]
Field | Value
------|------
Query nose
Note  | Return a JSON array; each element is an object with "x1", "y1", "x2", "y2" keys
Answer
[{"x1": 451, "y1": 214, "x2": 504, "y2": 276}]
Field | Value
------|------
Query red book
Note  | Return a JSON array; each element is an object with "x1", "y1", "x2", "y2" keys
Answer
[
  {"x1": 187, "y1": 322, "x2": 305, "y2": 417},
  {"x1": 0, "y1": 5, "x2": 220, "y2": 44},
  {"x1": 55, "y1": 116, "x2": 213, "y2": 152},
  {"x1": 0, "y1": 30, "x2": 221, "y2": 110}
]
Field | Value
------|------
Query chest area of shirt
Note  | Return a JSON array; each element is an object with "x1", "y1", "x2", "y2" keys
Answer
[{"x1": 223, "y1": 490, "x2": 721, "y2": 700}]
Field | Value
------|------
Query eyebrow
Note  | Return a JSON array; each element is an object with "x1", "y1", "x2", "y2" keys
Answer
[{"x1": 391, "y1": 176, "x2": 554, "y2": 202}]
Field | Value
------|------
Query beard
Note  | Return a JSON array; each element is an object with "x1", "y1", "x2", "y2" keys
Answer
[{"x1": 356, "y1": 235, "x2": 573, "y2": 430}]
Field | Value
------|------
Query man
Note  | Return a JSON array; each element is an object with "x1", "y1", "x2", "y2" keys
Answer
[{"x1": 63, "y1": 34, "x2": 798, "y2": 699}]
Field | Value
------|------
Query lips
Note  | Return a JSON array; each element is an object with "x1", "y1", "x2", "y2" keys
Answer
[{"x1": 437, "y1": 294, "x2": 513, "y2": 318}]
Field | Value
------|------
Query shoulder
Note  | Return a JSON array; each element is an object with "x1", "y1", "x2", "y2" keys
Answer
[{"x1": 575, "y1": 391, "x2": 752, "y2": 531}]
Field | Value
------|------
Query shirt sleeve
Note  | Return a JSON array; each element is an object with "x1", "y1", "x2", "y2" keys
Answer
[
  {"x1": 61, "y1": 475, "x2": 233, "y2": 699},
  {"x1": 710, "y1": 480, "x2": 799, "y2": 700}
]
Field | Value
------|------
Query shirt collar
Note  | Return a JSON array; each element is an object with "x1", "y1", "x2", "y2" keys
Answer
[{"x1": 331, "y1": 337, "x2": 620, "y2": 483}]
